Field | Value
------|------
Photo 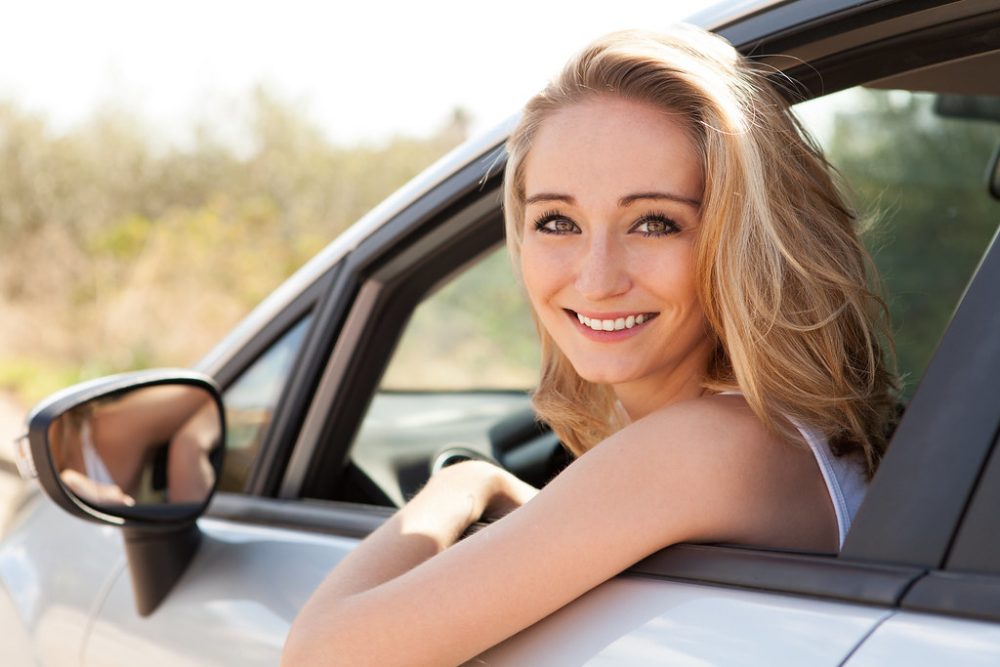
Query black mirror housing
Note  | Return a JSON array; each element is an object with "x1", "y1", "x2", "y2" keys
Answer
[
  {"x1": 26, "y1": 368, "x2": 225, "y2": 527},
  {"x1": 25, "y1": 368, "x2": 226, "y2": 615}
]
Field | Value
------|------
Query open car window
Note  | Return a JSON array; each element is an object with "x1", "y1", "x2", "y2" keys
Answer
[
  {"x1": 332, "y1": 83, "x2": 999, "y2": 515},
  {"x1": 379, "y1": 245, "x2": 538, "y2": 392},
  {"x1": 349, "y1": 245, "x2": 541, "y2": 506},
  {"x1": 794, "y1": 87, "x2": 1000, "y2": 397}
]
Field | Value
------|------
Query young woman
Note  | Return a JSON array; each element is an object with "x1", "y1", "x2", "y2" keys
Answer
[{"x1": 282, "y1": 25, "x2": 897, "y2": 666}]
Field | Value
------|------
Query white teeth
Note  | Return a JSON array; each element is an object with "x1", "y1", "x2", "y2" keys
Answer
[{"x1": 576, "y1": 312, "x2": 650, "y2": 331}]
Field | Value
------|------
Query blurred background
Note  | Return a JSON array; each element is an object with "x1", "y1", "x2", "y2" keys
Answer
[
  {"x1": 1, "y1": 0, "x2": 997, "y2": 420},
  {"x1": 0, "y1": 0, "x2": 715, "y2": 412}
]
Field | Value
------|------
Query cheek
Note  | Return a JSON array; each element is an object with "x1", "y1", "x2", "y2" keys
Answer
[
  {"x1": 520, "y1": 237, "x2": 566, "y2": 307},
  {"x1": 635, "y1": 242, "x2": 702, "y2": 308}
]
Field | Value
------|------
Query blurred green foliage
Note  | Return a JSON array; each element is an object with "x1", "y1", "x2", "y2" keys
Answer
[
  {"x1": 819, "y1": 89, "x2": 1000, "y2": 395},
  {"x1": 382, "y1": 247, "x2": 540, "y2": 390},
  {"x1": 0, "y1": 89, "x2": 468, "y2": 404}
]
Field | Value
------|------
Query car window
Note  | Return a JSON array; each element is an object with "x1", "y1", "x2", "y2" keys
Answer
[
  {"x1": 794, "y1": 87, "x2": 1000, "y2": 397},
  {"x1": 342, "y1": 88, "x2": 999, "y2": 508},
  {"x1": 219, "y1": 315, "x2": 312, "y2": 492},
  {"x1": 379, "y1": 245, "x2": 538, "y2": 391},
  {"x1": 350, "y1": 245, "x2": 540, "y2": 505}
]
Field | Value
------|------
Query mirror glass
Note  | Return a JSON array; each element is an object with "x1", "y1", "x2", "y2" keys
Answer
[{"x1": 47, "y1": 384, "x2": 222, "y2": 514}]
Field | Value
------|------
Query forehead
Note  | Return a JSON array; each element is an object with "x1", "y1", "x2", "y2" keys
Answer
[{"x1": 523, "y1": 96, "x2": 703, "y2": 199}]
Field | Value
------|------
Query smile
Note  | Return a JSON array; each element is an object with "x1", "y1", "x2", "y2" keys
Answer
[{"x1": 572, "y1": 311, "x2": 658, "y2": 332}]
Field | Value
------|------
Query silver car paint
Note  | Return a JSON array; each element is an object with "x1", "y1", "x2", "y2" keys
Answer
[
  {"x1": 475, "y1": 575, "x2": 888, "y2": 666},
  {"x1": 0, "y1": 492, "x2": 124, "y2": 665},
  {"x1": 845, "y1": 612, "x2": 1000, "y2": 666},
  {"x1": 82, "y1": 515, "x2": 888, "y2": 666}
]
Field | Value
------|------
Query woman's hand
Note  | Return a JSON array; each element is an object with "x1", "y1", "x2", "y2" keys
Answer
[
  {"x1": 399, "y1": 461, "x2": 539, "y2": 550},
  {"x1": 282, "y1": 462, "x2": 537, "y2": 667},
  {"x1": 59, "y1": 469, "x2": 136, "y2": 507}
]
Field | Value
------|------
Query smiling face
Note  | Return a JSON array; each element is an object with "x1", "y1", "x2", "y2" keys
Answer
[{"x1": 519, "y1": 96, "x2": 713, "y2": 417}]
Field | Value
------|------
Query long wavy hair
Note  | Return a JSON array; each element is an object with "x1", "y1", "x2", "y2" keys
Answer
[{"x1": 503, "y1": 26, "x2": 898, "y2": 477}]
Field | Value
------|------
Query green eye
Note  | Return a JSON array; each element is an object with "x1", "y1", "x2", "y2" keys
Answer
[
  {"x1": 633, "y1": 213, "x2": 680, "y2": 237},
  {"x1": 533, "y1": 211, "x2": 580, "y2": 235}
]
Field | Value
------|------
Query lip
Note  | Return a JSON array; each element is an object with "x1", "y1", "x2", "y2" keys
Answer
[{"x1": 564, "y1": 309, "x2": 658, "y2": 342}]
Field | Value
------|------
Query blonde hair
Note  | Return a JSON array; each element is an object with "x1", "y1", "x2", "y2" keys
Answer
[{"x1": 503, "y1": 26, "x2": 897, "y2": 477}]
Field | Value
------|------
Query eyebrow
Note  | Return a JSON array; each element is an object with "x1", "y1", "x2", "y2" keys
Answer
[
  {"x1": 524, "y1": 191, "x2": 701, "y2": 208},
  {"x1": 619, "y1": 191, "x2": 702, "y2": 209},
  {"x1": 524, "y1": 193, "x2": 575, "y2": 205}
]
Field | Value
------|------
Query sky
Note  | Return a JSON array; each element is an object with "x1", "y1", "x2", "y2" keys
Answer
[{"x1": 0, "y1": 0, "x2": 722, "y2": 147}]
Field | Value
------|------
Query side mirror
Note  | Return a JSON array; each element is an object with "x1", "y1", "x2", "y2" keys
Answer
[{"x1": 21, "y1": 369, "x2": 225, "y2": 616}]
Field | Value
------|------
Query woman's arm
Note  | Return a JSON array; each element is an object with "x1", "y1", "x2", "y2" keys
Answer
[
  {"x1": 166, "y1": 399, "x2": 221, "y2": 503},
  {"x1": 282, "y1": 397, "x2": 830, "y2": 667},
  {"x1": 293, "y1": 460, "x2": 537, "y2": 604},
  {"x1": 89, "y1": 386, "x2": 211, "y2": 492}
]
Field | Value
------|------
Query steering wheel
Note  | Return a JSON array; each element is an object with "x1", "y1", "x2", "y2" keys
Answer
[{"x1": 429, "y1": 445, "x2": 499, "y2": 476}]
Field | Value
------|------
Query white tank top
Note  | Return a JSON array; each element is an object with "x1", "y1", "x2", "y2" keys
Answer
[
  {"x1": 81, "y1": 420, "x2": 116, "y2": 486},
  {"x1": 790, "y1": 417, "x2": 868, "y2": 548}
]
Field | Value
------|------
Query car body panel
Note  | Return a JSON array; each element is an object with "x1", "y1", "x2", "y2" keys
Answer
[
  {"x1": 845, "y1": 611, "x2": 1000, "y2": 666},
  {"x1": 474, "y1": 576, "x2": 888, "y2": 666},
  {"x1": 83, "y1": 516, "x2": 889, "y2": 667},
  {"x1": 84, "y1": 518, "x2": 351, "y2": 666},
  {"x1": 0, "y1": 496, "x2": 124, "y2": 665}
]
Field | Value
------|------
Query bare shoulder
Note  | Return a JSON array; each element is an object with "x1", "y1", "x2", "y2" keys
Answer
[
  {"x1": 603, "y1": 393, "x2": 783, "y2": 472},
  {"x1": 645, "y1": 392, "x2": 773, "y2": 441},
  {"x1": 585, "y1": 393, "x2": 838, "y2": 551},
  {"x1": 281, "y1": 393, "x2": 839, "y2": 666}
]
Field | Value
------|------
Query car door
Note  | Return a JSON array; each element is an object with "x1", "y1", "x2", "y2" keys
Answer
[
  {"x1": 846, "y1": 342, "x2": 1000, "y2": 666},
  {"x1": 80, "y1": 1, "x2": 1000, "y2": 665}
]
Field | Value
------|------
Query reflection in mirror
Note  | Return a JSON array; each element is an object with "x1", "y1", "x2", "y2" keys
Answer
[{"x1": 47, "y1": 384, "x2": 222, "y2": 511}]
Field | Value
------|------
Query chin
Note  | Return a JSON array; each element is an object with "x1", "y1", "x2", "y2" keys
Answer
[{"x1": 566, "y1": 361, "x2": 636, "y2": 386}]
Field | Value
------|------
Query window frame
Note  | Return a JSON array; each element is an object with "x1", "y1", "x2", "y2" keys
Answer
[
  {"x1": 216, "y1": 311, "x2": 317, "y2": 494},
  {"x1": 279, "y1": 156, "x2": 507, "y2": 500},
  {"x1": 207, "y1": 269, "x2": 328, "y2": 494},
  {"x1": 895, "y1": 231, "x2": 1000, "y2": 623}
]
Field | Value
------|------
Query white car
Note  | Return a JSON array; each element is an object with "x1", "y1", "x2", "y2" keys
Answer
[{"x1": 3, "y1": 0, "x2": 1000, "y2": 664}]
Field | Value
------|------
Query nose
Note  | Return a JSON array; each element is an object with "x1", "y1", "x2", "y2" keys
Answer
[{"x1": 573, "y1": 232, "x2": 631, "y2": 300}]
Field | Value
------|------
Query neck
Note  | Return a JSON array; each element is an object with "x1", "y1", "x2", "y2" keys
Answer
[{"x1": 613, "y1": 341, "x2": 713, "y2": 422}]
